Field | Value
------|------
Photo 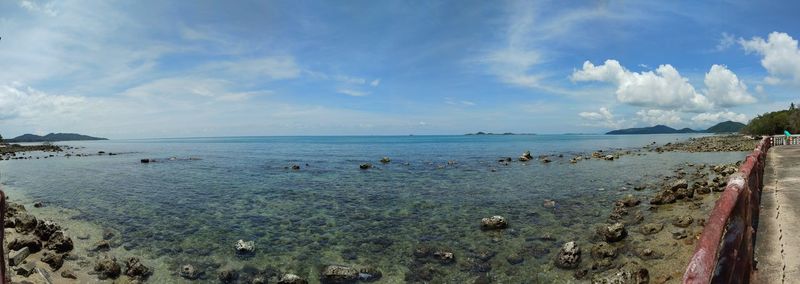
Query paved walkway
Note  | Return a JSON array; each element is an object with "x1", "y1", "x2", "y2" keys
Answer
[{"x1": 754, "y1": 145, "x2": 800, "y2": 283}]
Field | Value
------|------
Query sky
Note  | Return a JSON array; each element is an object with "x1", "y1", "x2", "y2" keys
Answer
[{"x1": 2, "y1": 0, "x2": 800, "y2": 138}]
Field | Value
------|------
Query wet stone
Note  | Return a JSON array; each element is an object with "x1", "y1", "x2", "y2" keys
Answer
[
  {"x1": 554, "y1": 241, "x2": 581, "y2": 269},
  {"x1": 41, "y1": 252, "x2": 65, "y2": 271},
  {"x1": 672, "y1": 215, "x2": 694, "y2": 228},
  {"x1": 590, "y1": 242, "x2": 617, "y2": 260},
  {"x1": 598, "y1": 222, "x2": 627, "y2": 242},
  {"x1": 320, "y1": 265, "x2": 359, "y2": 284},
  {"x1": 506, "y1": 252, "x2": 524, "y2": 265},
  {"x1": 93, "y1": 255, "x2": 122, "y2": 280},
  {"x1": 179, "y1": 264, "x2": 200, "y2": 280},
  {"x1": 218, "y1": 269, "x2": 239, "y2": 283},
  {"x1": 278, "y1": 273, "x2": 309, "y2": 284},
  {"x1": 640, "y1": 223, "x2": 664, "y2": 235},
  {"x1": 480, "y1": 215, "x2": 508, "y2": 230}
]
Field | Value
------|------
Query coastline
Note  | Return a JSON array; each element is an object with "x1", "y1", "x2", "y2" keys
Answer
[{"x1": 0, "y1": 134, "x2": 758, "y2": 283}]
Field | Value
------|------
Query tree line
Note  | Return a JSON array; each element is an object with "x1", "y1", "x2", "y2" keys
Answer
[{"x1": 741, "y1": 103, "x2": 800, "y2": 135}]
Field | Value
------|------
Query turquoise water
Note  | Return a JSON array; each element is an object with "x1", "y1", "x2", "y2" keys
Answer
[{"x1": 0, "y1": 134, "x2": 747, "y2": 283}]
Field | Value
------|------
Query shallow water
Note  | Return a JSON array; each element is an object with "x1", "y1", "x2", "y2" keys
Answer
[{"x1": 0, "y1": 134, "x2": 748, "y2": 283}]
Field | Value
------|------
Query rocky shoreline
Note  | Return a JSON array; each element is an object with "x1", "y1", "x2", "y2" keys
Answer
[{"x1": 0, "y1": 135, "x2": 758, "y2": 283}]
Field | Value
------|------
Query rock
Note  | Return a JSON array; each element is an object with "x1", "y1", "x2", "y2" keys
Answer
[
  {"x1": 291, "y1": 164, "x2": 301, "y2": 170},
  {"x1": 94, "y1": 256, "x2": 122, "y2": 280},
  {"x1": 45, "y1": 231, "x2": 74, "y2": 253},
  {"x1": 357, "y1": 265, "x2": 382, "y2": 282},
  {"x1": 61, "y1": 270, "x2": 78, "y2": 279},
  {"x1": 320, "y1": 265, "x2": 359, "y2": 284},
  {"x1": 359, "y1": 163, "x2": 373, "y2": 170},
  {"x1": 124, "y1": 257, "x2": 151, "y2": 280},
  {"x1": 14, "y1": 261, "x2": 36, "y2": 277},
  {"x1": 603, "y1": 155, "x2": 615, "y2": 161},
  {"x1": 15, "y1": 213, "x2": 38, "y2": 233},
  {"x1": 543, "y1": 199, "x2": 556, "y2": 208},
  {"x1": 8, "y1": 235, "x2": 43, "y2": 253},
  {"x1": 590, "y1": 242, "x2": 617, "y2": 260},
  {"x1": 671, "y1": 229, "x2": 689, "y2": 240},
  {"x1": 33, "y1": 201, "x2": 44, "y2": 208},
  {"x1": 140, "y1": 159, "x2": 150, "y2": 163},
  {"x1": 670, "y1": 179, "x2": 688, "y2": 191},
  {"x1": 675, "y1": 187, "x2": 695, "y2": 200},
  {"x1": 519, "y1": 151, "x2": 533, "y2": 161},
  {"x1": 41, "y1": 252, "x2": 65, "y2": 271},
  {"x1": 34, "y1": 220, "x2": 61, "y2": 241},
  {"x1": 433, "y1": 249, "x2": 456, "y2": 264},
  {"x1": 102, "y1": 228, "x2": 115, "y2": 240},
  {"x1": 480, "y1": 215, "x2": 508, "y2": 230},
  {"x1": 380, "y1": 157, "x2": 391, "y2": 164},
  {"x1": 91, "y1": 240, "x2": 111, "y2": 252},
  {"x1": 235, "y1": 239, "x2": 255, "y2": 255},
  {"x1": 591, "y1": 265, "x2": 649, "y2": 284},
  {"x1": 673, "y1": 216, "x2": 694, "y2": 228},
  {"x1": 179, "y1": 264, "x2": 200, "y2": 280},
  {"x1": 541, "y1": 157, "x2": 552, "y2": 163},
  {"x1": 219, "y1": 269, "x2": 239, "y2": 283},
  {"x1": 636, "y1": 247, "x2": 664, "y2": 260},
  {"x1": 597, "y1": 223, "x2": 627, "y2": 242},
  {"x1": 9, "y1": 247, "x2": 31, "y2": 266},
  {"x1": 649, "y1": 190, "x2": 676, "y2": 205},
  {"x1": 640, "y1": 223, "x2": 664, "y2": 235},
  {"x1": 506, "y1": 252, "x2": 524, "y2": 265},
  {"x1": 619, "y1": 195, "x2": 640, "y2": 207},
  {"x1": 279, "y1": 273, "x2": 309, "y2": 284},
  {"x1": 554, "y1": 241, "x2": 582, "y2": 269}
]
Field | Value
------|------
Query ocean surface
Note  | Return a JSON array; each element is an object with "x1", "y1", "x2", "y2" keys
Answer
[{"x1": 0, "y1": 134, "x2": 749, "y2": 283}]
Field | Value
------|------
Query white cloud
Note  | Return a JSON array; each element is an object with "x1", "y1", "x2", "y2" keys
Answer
[
  {"x1": 0, "y1": 83, "x2": 84, "y2": 120},
  {"x1": 636, "y1": 109, "x2": 682, "y2": 126},
  {"x1": 337, "y1": 89, "x2": 369, "y2": 97},
  {"x1": 578, "y1": 107, "x2": 623, "y2": 128},
  {"x1": 572, "y1": 60, "x2": 755, "y2": 112},
  {"x1": 19, "y1": 0, "x2": 58, "y2": 16},
  {"x1": 715, "y1": 32, "x2": 735, "y2": 51},
  {"x1": 740, "y1": 32, "x2": 800, "y2": 84},
  {"x1": 370, "y1": 79, "x2": 381, "y2": 87},
  {"x1": 213, "y1": 56, "x2": 301, "y2": 80},
  {"x1": 704, "y1": 64, "x2": 755, "y2": 107},
  {"x1": 691, "y1": 111, "x2": 748, "y2": 124},
  {"x1": 571, "y1": 60, "x2": 712, "y2": 112}
]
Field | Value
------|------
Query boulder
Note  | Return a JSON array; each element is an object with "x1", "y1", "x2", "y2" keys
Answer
[
  {"x1": 603, "y1": 155, "x2": 615, "y2": 161},
  {"x1": 15, "y1": 213, "x2": 38, "y2": 233},
  {"x1": 320, "y1": 265, "x2": 359, "y2": 284},
  {"x1": 291, "y1": 164, "x2": 301, "y2": 170},
  {"x1": 480, "y1": 216, "x2": 508, "y2": 230},
  {"x1": 46, "y1": 231, "x2": 74, "y2": 253},
  {"x1": 675, "y1": 187, "x2": 694, "y2": 200},
  {"x1": 649, "y1": 190, "x2": 676, "y2": 205},
  {"x1": 94, "y1": 256, "x2": 122, "y2": 280},
  {"x1": 219, "y1": 269, "x2": 239, "y2": 283},
  {"x1": 9, "y1": 247, "x2": 31, "y2": 266},
  {"x1": 619, "y1": 195, "x2": 640, "y2": 207},
  {"x1": 519, "y1": 151, "x2": 533, "y2": 162},
  {"x1": 179, "y1": 264, "x2": 200, "y2": 280},
  {"x1": 124, "y1": 257, "x2": 151, "y2": 280},
  {"x1": 235, "y1": 239, "x2": 255, "y2": 255},
  {"x1": 279, "y1": 273, "x2": 309, "y2": 284},
  {"x1": 34, "y1": 220, "x2": 61, "y2": 241},
  {"x1": 357, "y1": 265, "x2": 382, "y2": 282},
  {"x1": 359, "y1": 163, "x2": 373, "y2": 170},
  {"x1": 672, "y1": 216, "x2": 694, "y2": 228},
  {"x1": 639, "y1": 223, "x2": 664, "y2": 235},
  {"x1": 590, "y1": 242, "x2": 617, "y2": 260},
  {"x1": 8, "y1": 235, "x2": 43, "y2": 253},
  {"x1": 597, "y1": 223, "x2": 627, "y2": 242},
  {"x1": 33, "y1": 201, "x2": 44, "y2": 208},
  {"x1": 41, "y1": 251, "x2": 65, "y2": 271},
  {"x1": 670, "y1": 179, "x2": 689, "y2": 191},
  {"x1": 380, "y1": 157, "x2": 391, "y2": 164},
  {"x1": 554, "y1": 241, "x2": 581, "y2": 269}
]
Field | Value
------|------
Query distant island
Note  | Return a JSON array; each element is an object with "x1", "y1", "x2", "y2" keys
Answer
[
  {"x1": 606, "y1": 121, "x2": 745, "y2": 135},
  {"x1": 465, "y1": 132, "x2": 537, "y2": 136},
  {"x1": 5, "y1": 133, "x2": 108, "y2": 143}
]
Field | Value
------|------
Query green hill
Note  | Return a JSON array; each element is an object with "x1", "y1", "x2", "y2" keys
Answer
[
  {"x1": 741, "y1": 103, "x2": 800, "y2": 135},
  {"x1": 706, "y1": 121, "x2": 745, "y2": 133},
  {"x1": 6, "y1": 133, "x2": 107, "y2": 143}
]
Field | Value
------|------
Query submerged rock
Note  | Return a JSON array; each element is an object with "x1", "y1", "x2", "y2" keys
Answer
[
  {"x1": 124, "y1": 257, "x2": 151, "y2": 280},
  {"x1": 94, "y1": 256, "x2": 122, "y2": 280},
  {"x1": 672, "y1": 216, "x2": 694, "y2": 228},
  {"x1": 619, "y1": 195, "x2": 640, "y2": 207},
  {"x1": 640, "y1": 223, "x2": 664, "y2": 235},
  {"x1": 590, "y1": 264, "x2": 649, "y2": 284},
  {"x1": 278, "y1": 273, "x2": 309, "y2": 284},
  {"x1": 380, "y1": 157, "x2": 391, "y2": 164},
  {"x1": 235, "y1": 239, "x2": 255, "y2": 255},
  {"x1": 41, "y1": 251, "x2": 65, "y2": 270},
  {"x1": 480, "y1": 215, "x2": 508, "y2": 230},
  {"x1": 320, "y1": 265, "x2": 359, "y2": 284},
  {"x1": 597, "y1": 223, "x2": 627, "y2": 242},
  {"x1": 506, "y1": 252, "x2": 525, "y2": 265},
  {"x1": 357, "y1": 265, "x2": 382, "y2": 282},
  {"x1": 91, "y1": 240, "x2": 111, "y2": 252},
  {"x1": 590, "y1": 242, "x2": 617, "y2": 260},
  {"x1": 179, "y1": 264, "x2": 200, "y2": 280},
  {"x1": 218, "y1": 269, "x2": 239, "y2": 283},
  {"x1": 433, "y1": 249, "x2": 456, "y2": 264},
  {"x1": 359, "y1": 163, "x2": 373, "y2": 170},
  {"x1": 543, "y1": 199, "x2": 557, "y2": 208},
  {"x1": 554, "y1": 241, "x2": 581, "y2": 269}
]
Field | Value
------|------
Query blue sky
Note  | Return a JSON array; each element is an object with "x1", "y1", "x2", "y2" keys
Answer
[{"x1": 2, "y1": 0, "x2": 800, "y2": 138}]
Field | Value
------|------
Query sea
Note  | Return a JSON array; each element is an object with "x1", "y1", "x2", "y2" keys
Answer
[{"x1": 0, "y1": 134, "x2": 750, "y2": 283}]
